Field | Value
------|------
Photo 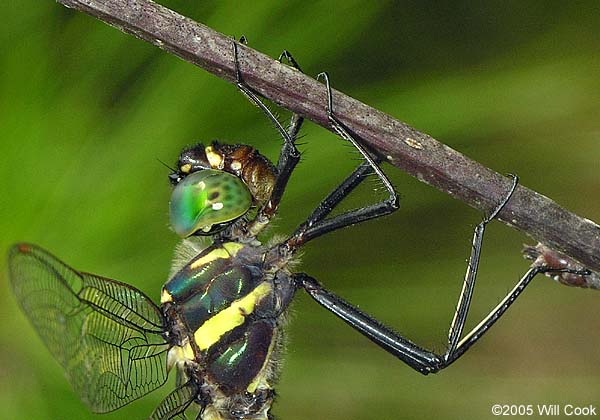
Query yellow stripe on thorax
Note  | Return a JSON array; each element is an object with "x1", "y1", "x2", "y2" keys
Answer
[
  {"x1": 189, "y1": 242, "x2": 244, "y2": 270},
  {"x1": 194, "y1": 282, "x2": 272, "y2": 350},
  {"x1": 161, "y1": 289, "x2": 174, "y2": 303}
]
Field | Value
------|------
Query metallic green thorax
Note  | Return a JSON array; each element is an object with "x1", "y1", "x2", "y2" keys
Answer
[
  {"x1": 162, "y1": 242, "x2": 293, "y2": 396},
  {"x1": 164, "y1": 243, "x2": 257, "y2": 332},
  {"x1": 169, "y1": 170, "x2": 252, "y2": 237}
]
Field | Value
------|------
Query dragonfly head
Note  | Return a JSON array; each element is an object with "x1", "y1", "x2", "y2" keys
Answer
[{"x1": 169, "y1": 142, "x2": 276, "y2": 237}]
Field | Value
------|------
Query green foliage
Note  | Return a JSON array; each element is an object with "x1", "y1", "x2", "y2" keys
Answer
[{"x1": 0, "y1": 1, "x2": 598, "y2": 419}]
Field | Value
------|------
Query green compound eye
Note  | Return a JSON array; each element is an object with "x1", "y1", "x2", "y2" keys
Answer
[{"x1": 170, "y1": 169, "x2": 252, "y2": 237}]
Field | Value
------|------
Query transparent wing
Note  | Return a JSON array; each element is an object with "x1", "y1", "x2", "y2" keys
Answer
[
  {"x1": 149, "y1": 380, "x2": 197, "y2": 420},
  {"x1": 8, "y1": 243, "x2": 170, "y2": 413}
]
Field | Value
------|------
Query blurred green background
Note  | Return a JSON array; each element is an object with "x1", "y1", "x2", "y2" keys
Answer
[{"x1": 1, "y1": 1, "x2": 599, "y2": 419}]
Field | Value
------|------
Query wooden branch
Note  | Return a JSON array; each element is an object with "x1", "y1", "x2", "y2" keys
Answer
[{"x1": 57, "y1": 0, "x2": 600, "y2": 273}]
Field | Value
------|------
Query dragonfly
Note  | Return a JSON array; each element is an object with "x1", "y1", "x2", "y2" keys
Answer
[{"x1": 8, "y1": 41, "x2": 589, "y2": 420}]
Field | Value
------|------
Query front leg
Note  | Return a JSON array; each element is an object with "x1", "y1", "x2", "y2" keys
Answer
[{"x1": 231, "y1": 41, "x2": 303, "y2": 236}]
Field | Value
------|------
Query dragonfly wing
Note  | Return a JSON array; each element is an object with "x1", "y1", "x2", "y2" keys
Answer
[
  {"x1": 149, "y1": 380, "x2": 198, "y2": 420},
  {"x1": 8, "y1": 243, "x2": 170, "y2": 413}
]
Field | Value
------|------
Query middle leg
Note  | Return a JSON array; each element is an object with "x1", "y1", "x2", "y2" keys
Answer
[{"x1": 284, "y1": 72, "x2": 399, "y2": 250}]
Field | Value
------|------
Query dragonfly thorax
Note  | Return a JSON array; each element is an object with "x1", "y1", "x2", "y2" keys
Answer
[{"x1": 161, "y1": 240, "x2": 295, "y2": 419}]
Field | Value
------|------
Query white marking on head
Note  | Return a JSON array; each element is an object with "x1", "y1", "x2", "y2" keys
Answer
[
  {"x1": 231, "y1": 160, "x2": 242, "y2": 171},
  {"x1": 212, "y1": 202, "x2": 224, "y2": 211},
  {"x1": 205, "y1": 146, "x2": 224, "y2": 169}
]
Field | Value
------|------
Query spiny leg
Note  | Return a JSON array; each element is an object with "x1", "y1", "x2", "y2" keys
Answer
[
  {"x1": 296, "y1": 177, "x2": 589, "y2": 374},
  {"x1": 443, "y1": 176, "x2": 520, "y2": 359},
  {"x1": 277, "y1": 50, "x2": 305, "y2": 171},
  {"x1": 296, "y1": 272, "x2": 439, "y2": 373},
  {"x1": 285, "y1": 72, "x2": 399, "y2": 250},
  {"x1": 295, "y1": 265, "x2": 589, "y2": 374},
  {"x1": 444, "y1": 263, "x2": 586, "y2": 364},
  {"x1": 269, "y1": 50, "x2": 305, "y2": 214},
  {"x1": 233, "y1": 50, "x2": 396, "y2": 244},
  {"x1": 231, "y1": 41, "x2": 303, "y2": 234}
]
